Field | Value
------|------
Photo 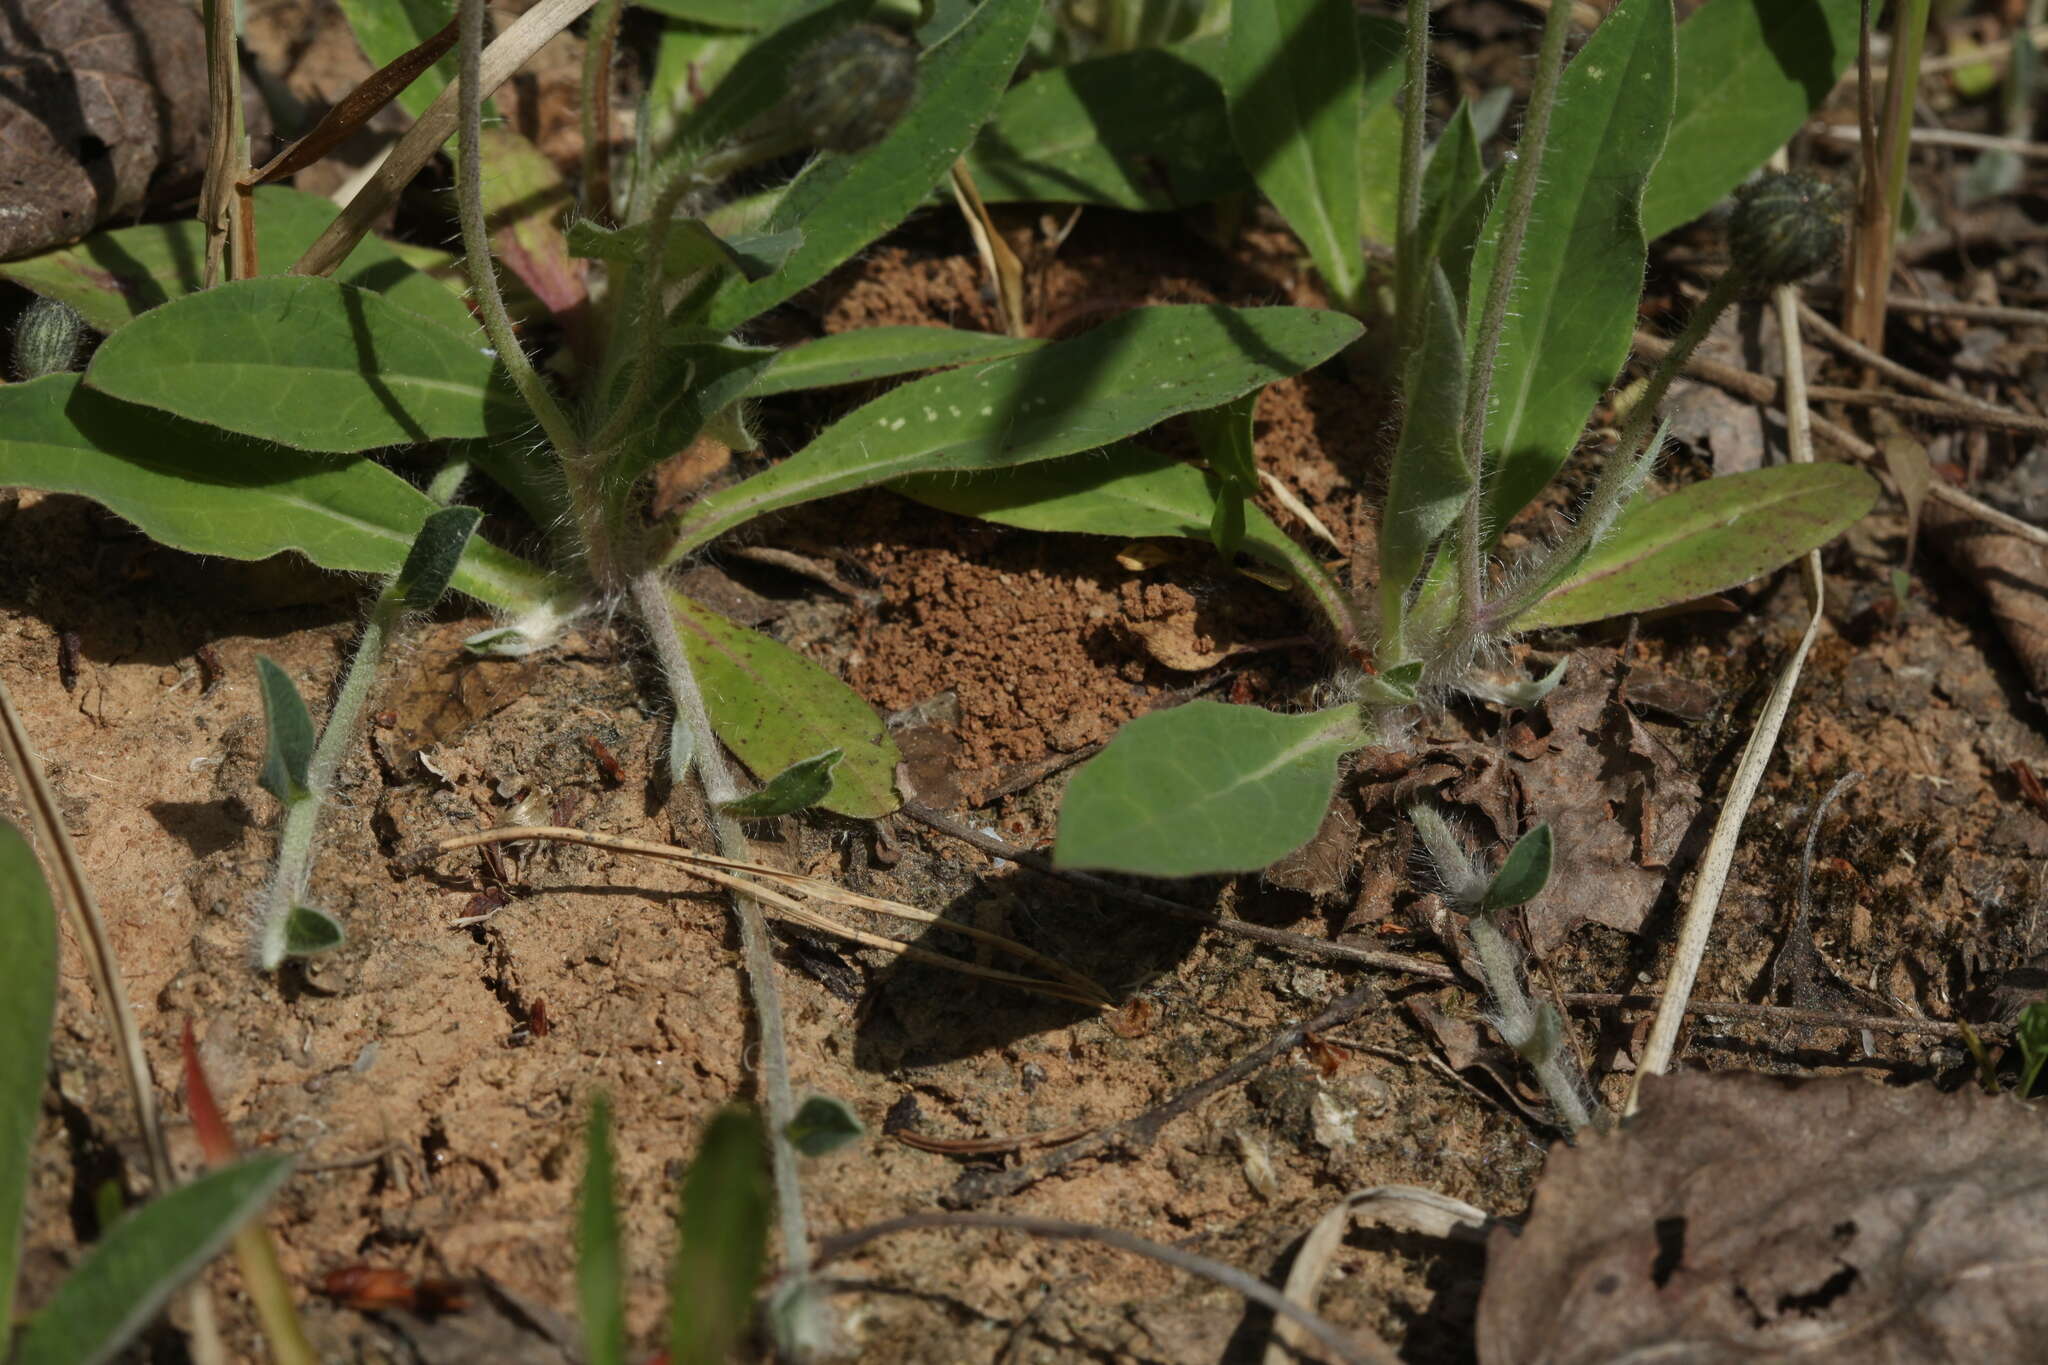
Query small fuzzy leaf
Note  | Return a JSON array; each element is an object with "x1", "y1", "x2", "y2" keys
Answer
[
  {"x1": 0, "y1": 820, "x2": 57, "y2": 1325},
  {"x1": 784, "y1": 1095, "x2": 864, "y2": 1157},
  {"x1": 394, "y1": 507, "x2": 484, "y2": 610},
  {"x1": 1483, "y1": 825, "x2": 1554, "y2": 912},
  {"x1": 1055, "y1": 702, "x2": 1365, "y2": 877},
  {"x1": 84, "y1": 276, "x2": 524, "y2": 454},
  {"x1": 11, "y1": 1156, "x2": 292, "y2": 1365},
  {"x1": 669, "y1": 1107, "x2": 770, "y2": 1365},
  {"x1": 566, "y1": 218, "x2": 800, "y2": 284},
  {"x1": 577, "y1": 1097, "x2": 626, "y2": 1365},
  {"x1": 1514, "y1": 464, "x2": 1879, "y2": 630},
  {"x1": 1403, "y1": 100, "x2": 1485, "y2": 334},
  {"x1": 255, "y1": 658, "x2": 314, "y2": 804},
  {"x1": 281, "y1": 906, "x2": 345, "y2": 958},
  {"x1": 748, "y1": 327, "x2": 1042, "y2": 397},
  {"x1": 720, "y1": 749, "x2": 842, "y2": 818}
]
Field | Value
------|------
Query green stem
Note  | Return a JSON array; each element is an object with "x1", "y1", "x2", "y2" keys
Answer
[
  {"x1": 1265, "y1": 536, "x2": 1366, "y2": 652},
  {"x1": 578, "y1": 0, "x2": 626, "y2": 224},
  {"x1": 1393, "y1": 0, "x2": 1430, "y2": 341},
  {"x1": 1453, "y1": 0, "x2": 1575, "y2": 629},
  {"x1": 1466, "y1": 912, "x2": 1594, "y2": 1132}
]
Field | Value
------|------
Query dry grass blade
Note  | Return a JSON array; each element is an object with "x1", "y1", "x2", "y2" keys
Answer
[
  {"x1": 397, "y1": 825, "x2": 1113, "y2": 1008},
  {"x1": 949, "y1": 159, "x2": 1028, "y2": 338},
  {"x1": 199, "y1": 0, "x2": 251, "y2": 283},
  {"x1": 245, "y1": 17, "x2": 460, "y2": 188}
]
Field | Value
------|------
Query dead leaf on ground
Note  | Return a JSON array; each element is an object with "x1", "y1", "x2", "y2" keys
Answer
[
  {"x1": 376, "y1": 622, "x2": 541, "y2": 763},
  {"x1": 1479, "y1": 1071, "x2": 2048, "y2": 1364},
  {"x1": 0, "y1": 0, "x2": 209, "y2": 259}
]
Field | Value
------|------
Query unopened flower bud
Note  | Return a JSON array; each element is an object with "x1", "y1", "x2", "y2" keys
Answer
[
  {"x1": 13, "y1": 296, "x2": 87, "y2": 380},
  {"x1": 1727, "y1": 171, "x2": 1845, "y2": 292},
  {"x1": 781, "y1": 26, "x2": 918, "y2": 155}
]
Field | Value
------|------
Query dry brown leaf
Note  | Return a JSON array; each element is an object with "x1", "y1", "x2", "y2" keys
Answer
[
  {"x1": 0, "y1": 0, "x2": 209, "y2": 258},
  {"x1": 1481, "y1": 1072, "x2": 2048, "y2": 1364}
]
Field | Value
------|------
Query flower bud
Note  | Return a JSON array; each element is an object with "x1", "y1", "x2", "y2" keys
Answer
[
  {"x1": 781, "y1": 26, "x2": 918, "y2": 155},
  {"x1": 13, "y1": 296, "x2": 87, "y2": 380},
  {"x1": 1727, "y1": 171, "x2": 1846, "y2": 292}
]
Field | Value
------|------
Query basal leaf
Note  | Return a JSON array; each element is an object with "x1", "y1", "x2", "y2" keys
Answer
[
  {"x1": 1379, "y1": 266, "x2": 1470, "y2": 650},
  {"x1": 1641, "y1": 0, "x2": 1862, "y2": 239},
  {"x1": 669, "y1": 593, "x2": 900, "y2": 819},
  {"x1": 281, "y1": 905, "x2": 345, "y2": 957},
  {"x1": 1054, "y1": 701, "x2": 1365, "y2": 877},
  {"x1": 1402, "y1": 100, "x2": 1485, "y2": 335},
  {"x1": 1514, "y1": 463, "x2": 1879, "y2": 630},
  {"x1": 1471, "y1": 0, "x2": 1675, "y2": 533},
  {"x1": 0, "y1": 185, "x2": 474, "y2": 337},
  {"x1": 667, "y1": 305, "x2": 1361, "y2": 557},
  {"x1": 699, "y1": 0, "x2": 1036, "y2": 331},
  {"x1": 1224, "y1": 0, "x2": 1364, "y2": 308},
  {"x1": 255, "y1": 657, "x2": 315, "y2": 805},
  {"x1": 85, "y1": 276, "x2": 524, "y2": 454},
  {"x1": 568, "y1": 218, "x2": 800, "y2": 284},
  {"x1": 1483, "y1": 824, "x2": 1554, "y2": 912},
  {"x1": 720, "y1": 749, "x2": 842, "y2": 818},
  {"x1": 0, "y1": 377, "x2": 557, "y2": 611},
  {"x1": 0, "y1": 820, "x2": 56, "y2": 1326},
  {"x1": 669, "y1": 1107, "x2": 770, "y2": 1365},
  {"x1": 394, "y1": 506, "x2": 484, "y2": 610},
  {"x1": 749, "y1": 327, "x2": 1042, "y2": 397},
  {"x1": 577, "y1": 1097, "x2": 626, "y2": 1365},
  {"x1": 11, "y1": 1156, "x2": 292, "y2": 1365}
]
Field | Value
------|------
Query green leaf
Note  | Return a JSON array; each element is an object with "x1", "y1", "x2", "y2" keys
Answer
[
  {"x1": 963, "y1": 40, "x2": 1249, "y2": 210},
  {"x1": 0, "y1": 820, "x2": 57, "y2": 1326},
  {"x1": 894, "y1": 442, "x2": 1307, "y2": 574},
  {"x1": 1054, "y1": 701, "x2": 1364, "y2": 877},
  {"x1": 700, "y1": 0, "x2": 1037, "y2": 331},
  {"x1": 669, "y1": 1107, "x2": 770, "y2": 1365},
  {"x1": 720, "y1": 749, "x2": 843, "y2": 818},
  {"x1": 11, "y1": 1155, "x2": 293, "y2": 1365},
  {"x1": 1224, "y1": 0, "x2": 1364, "y2": 308},
  {"x1": 670, "y1": 594, "x2": 900, "y2": 819},
  {"x1": 1190, "y1": 388, "x2": 1259, "y2": 559},
  {"x1": 338, "y1": 0, "x2": 461, "y2": 118},
  {"x1": 1640, "y1": 0, "x2": 1862, "y2": 240},
  {"x1": 394, "y1": 506, "x2": 484, "y2": 610},
  {"x1": 1402, "y1": 100, "x2": 1485, "y2": 334},
  {"x1": 0, "y1": 377, "x2": 557, "y2": 612},
  {"x1": 1378, "y1": 266, "x2": 1470, "y2": 650},
  {"x1": 631, "y1": 0, "x2": 784, "y2": 29},
  {"x1": 612, "y1": 337, "x2": 780, "y2": 495},
  {"x1": 1482, "y1": 824, "x2": 1553, "y2": 912},
  {"x1": 668, "y1": 304, "x2": 1362, "y2": 557},
  {"x1": 577, "y1": 1096, "x2": 627, "y2": 1365},
  {"x1": 748, "y1": 327, "x2": 1043, "y2": 397},
  {"x1": 256, "y1": 658, "x2": 315, "y2": 805},
  {"x1": 85, "y1": 277, "x2": 524, "y2": 454},
  {"x1": 0, "y1": 185, "x2": 475, "y2": 337},
  {"x1": 783, "y1": 1095, "x2": 864, "y2": 1157},
  {"x1": 567, "y1": 218, "x2": 801, "y2": 283},
  {"x1": 281, "y1": 906, "x2": 346, "y2": 957},
  {"x1": 1514, "y1": 463, "x2": 1880, "y2": 630},
  {"x1": 1471, "y1": 0, "x2": 1676, "y2": 533}
]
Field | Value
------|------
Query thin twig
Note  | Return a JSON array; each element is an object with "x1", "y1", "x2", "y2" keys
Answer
[
  {"x1": 1560, "y1": 991, "x2": 2002, "y2": 1040},
  {"x1": 1816, "y1": 122, "x2": 2048, "y2": 159},
  {"x1": 810, "y1": 1212, "x2": 1394, "y2": 1365},
  {"x1": 1803, "y1": 384, "x2": 2048, "y2": 436},
  {"x1": 1799, "y1": 298, "x2": 2026, "y2": 417}
]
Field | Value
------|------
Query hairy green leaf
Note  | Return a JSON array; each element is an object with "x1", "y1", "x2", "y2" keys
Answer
[
  {"x1": 1514, "y1": 463, "x2": 1879, "y2": 630},
  {"x1": 0, "y1": 377, "x2": 556, "y2": 611},
  {"x1": 1379, "y1": 266, "x2": 1470, "y2": 651},
  {"x1": 0, "y1": 821, "x2": 56, "y2": 1326},
  {"x1": 1471, "y1": 0, "x2": 1676, "y2": 533},
  {"x1": 784, "y1": 1095, "x2": 865, "y2": 1157},
  {"x1": 749, "y1": 327, "x2": 1043, "y2": 397},
  {"x1": 1483, "y1": 824, "x2": 1553, "y2": 912},
  {"x1": 721, "y1": 749, "x2": 843, "y2": 818},
  {"x1": 669, "y1": 1107, "x2": 770, "y2": 1365},
  {"x1": 1055, "y1": 701, "x2": 1364, "y2": 877},
  {"x1": 281, "y1": 905, "x2": 345, "y2": 957},
  {"x1": 0, "y1": 185, "x2": 473, "y2": 337},
  {"x1": 1641, "y1": 0, "x2": 1862, "y2": 239},
  {"x1": 668, "y1": 305, "x2": 1361, "y2": 557},
  {"x1": 577, "y1": 1096, "x2": 626, "y2": 1365},
  {"x1": 394, "y1": 506, "x2": 484, "y2": 610},
  {"x1": 567, "y1": 218, "x2": 800, "y2": 283},
  {"x1": 12, "y1": 1156, "x2": 292, "y2": 1365},
  {"x1": 85, "y1": 277, "x2": 523, "y2": 454},
  {"x1": 670, "y1": 594, "x2": 899, "y2": 818},
  {"x1": 700, "y1": 0, "x2": 1036, "y2": 330},
  {"x1": 1402, "y1": 100, "x2": 1485, "y2": 334},
  {"x1": 256, "y1": 658, "x2": 315, "y2": 805}
]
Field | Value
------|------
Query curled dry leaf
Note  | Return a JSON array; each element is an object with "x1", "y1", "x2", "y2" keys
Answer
[
  {"x1": 1479, "y1": 1071, "x2": 2048, "y2": 1364},
  {"x1": 0, "y1": 0, "x2": 209, "y2": 259}
]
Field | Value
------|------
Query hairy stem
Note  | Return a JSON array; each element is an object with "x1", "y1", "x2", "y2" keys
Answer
[
  {"x1": 1466, "y1": 912, "x2": 1594, "y2": 1131},
  {"x1": 1394, "y1": 0, "x2": 1430, "y2": 340},
  {"x1": 624, "y1": 573, "x2": 813, "y2": 1290},
  {"x1": 588, "y1": 173, "x2": 695, "y2": 457},
  {"x1": 1453, "y1": 0, "x2": 1576, "y2": 628},
  {"x1": 578, "y1": 0, "x2": 625, "y2": 225}
]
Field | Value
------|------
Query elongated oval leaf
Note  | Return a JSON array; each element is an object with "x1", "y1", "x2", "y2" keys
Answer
[
  {"x1": 1379, "y1": 265, "x2": 1470, "y2": 649},
  {"x1": 1483, "y1": 824, "x2": 1554, "y2": 912},
  {"x1": 1225, "y1": 0, "x2": 1364, "y2": 308},
  {"x1": 668, "y1": 304, "x2": 1362, "y2": 557},
  {"x1": 720, "y1": 749, "x2": 842, "y2": 818},
  {"x1": 394, "y1": 506, "x2": 484, "y2": 610},
  {"x1": 1515, "y1": 463, "x2": 1879, "y2": 630},
  {"x1": 0, "y1": 377, "x2": 556, "y2": 611},
  {"x1": 85, "y1": 276, "x2": 525, "y2": 454},
  {"x1": 0, "y1": 185, "x2": 473, "y2": 337},
  {"x1": 1471, "y1": 0, "x2": 1676, "y2": 533},
  {"x1": 567, "y1": 218, "x2": 800, "y2": 284},
  {"x1": 1641, "y1": 0, "x2": 1862, "y2": 240},
  {"x1": 700, "y1": 0, "x2": 1037, "y2": 331},
  {"x1": 578, "y1": 1097, "x2": 626, "y2": 1365},
  {"x1": 0, "y1": 820, "x2": 57, "y2": 1325},
  {"x1": 670, "y1": 593, "x2": 899, "y2": 819},
  {"x1": 1055, "y1": 701, "x2": 1365, "y2": 877},
  {"x1": 669, "y1": 1107, "x2": 770, "y2": 1365},
  {"x1": 1402, "y1": 100, "x2": 1485, "y2": 332},
  {"x1": 256, "y1": 657, "x2": 315, "y2": 804},
  {"x1": 749, "y1": 327, "x2": 1043, "y2": 397},
  {"x1": 11, "y1": 1155, "x2": 293, "y2": 1365}
]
